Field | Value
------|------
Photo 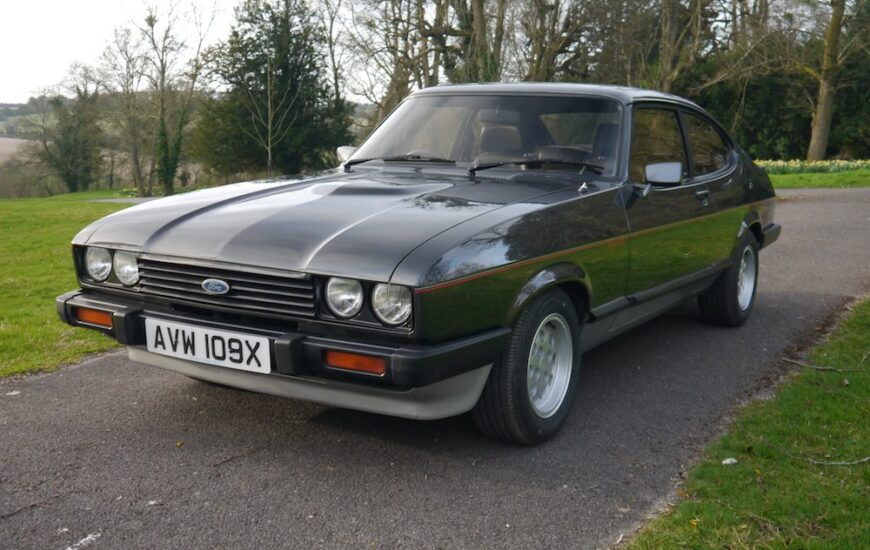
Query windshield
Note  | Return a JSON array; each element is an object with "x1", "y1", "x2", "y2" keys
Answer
[{"x1": 352, "y1": 94, "x2": 623, "y2": 176}]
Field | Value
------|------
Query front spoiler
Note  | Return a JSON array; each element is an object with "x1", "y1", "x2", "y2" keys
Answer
[{"x1": 129, "y1": 347, "x2": 491, "y2": 420}]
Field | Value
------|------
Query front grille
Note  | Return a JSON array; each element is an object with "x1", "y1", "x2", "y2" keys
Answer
[{"x1": 137, "y1": 258, "x2": 316, "y2": 319}]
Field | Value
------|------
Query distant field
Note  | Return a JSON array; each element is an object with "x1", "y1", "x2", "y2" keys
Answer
[{"x1": 0, "y1": 136, "x2": 28, "y2": 163}]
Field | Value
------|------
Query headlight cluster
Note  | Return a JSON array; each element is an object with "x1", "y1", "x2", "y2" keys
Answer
[
  {"x1": 325, "y1": 277, "x2": 412, "y2": 326},
  {"x1": 325, "y1": 277, "x2": 364, "y2": 318},
  {"x1": 84, "y1": 247, "x2": 112, "y2": 281},
  {"x1": 84, "y1": 246, "x2": 140, "y2": 286},
  {"x1": 372, "y1": 284, "x2": 412, "y2": 325}
]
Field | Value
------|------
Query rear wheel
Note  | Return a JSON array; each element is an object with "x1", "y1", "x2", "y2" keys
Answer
[
  {"x1": 698, "y1": 233, "x2": 759, "y2": 327},
  {"x1": 472, "y1": 288, "x2": 582, "y2": 444}
]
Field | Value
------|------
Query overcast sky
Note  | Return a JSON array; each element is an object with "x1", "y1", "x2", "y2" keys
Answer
[{"x1": 0, "y1": 0, "x2": 236, "y2": 104}]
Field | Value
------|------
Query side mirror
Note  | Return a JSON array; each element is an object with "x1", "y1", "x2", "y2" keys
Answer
[
  {"x1": 336, "y1": 145, "x2": 358, "y2": 163},
  {"x1": 644, "y1": 162, "x2": 682, "y2": 187}
]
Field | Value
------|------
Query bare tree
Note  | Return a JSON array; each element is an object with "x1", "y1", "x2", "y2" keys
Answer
[
  {"x1": 804, "y1": 0, "x2": 863, "y2": 160},
  {"x1": 240, "y1": 59, "x2": 301, "y2": 177},
  {"x1": 139, "y1": 4, "x2": 212, "y2": 195},
  {"x1": 100, "y1": 28, "x2": 152, "y2": 196},
  {"x1": 318, "y1": 0, "x2": 345, "y2": 105},
  {"x1": 346, "y1": 0, "x2": 413, "y2": 119},
  {"x1": 521, "y1": 0, "x2": 590, "y2": 81},
  {"x1": 344, "y1": 0, "x2": 443, "y2": 122},
  {"x1": 343, "y1": 0, "x2": 510, "y2": 124},
  {"x1": 657, "y1": 0, "x2": 712, "y2": 92},
  {"x1": 432, "y1": 0, "x2": 507, "y2": 83}
]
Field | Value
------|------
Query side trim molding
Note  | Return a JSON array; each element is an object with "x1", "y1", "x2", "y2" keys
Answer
[{"x1": 590, "y1": 259, "x2": 730, "y2": 321}]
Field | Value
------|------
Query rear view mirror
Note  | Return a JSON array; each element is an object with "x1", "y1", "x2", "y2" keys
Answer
[
  {"x1": 478, "y1": 109, "x2": 521, "y2": 124},
  {"x1": 337, "y1": 146, "x2": 358, "y2": 163},
  {"x1": 645, "y1": 162, "x2": 682, "y2": 186}
]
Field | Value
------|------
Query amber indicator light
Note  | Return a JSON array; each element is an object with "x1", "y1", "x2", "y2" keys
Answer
[
  {"x1": 74, "y1": 308, "x2": 113, "y2": 329},
  {"x1": 324, "y1": 350, "x2": 386, "y2": 376}
]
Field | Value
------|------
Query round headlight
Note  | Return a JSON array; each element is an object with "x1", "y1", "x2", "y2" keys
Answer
[
  {"x1": 325, "y1": 277, "x2": 364, "y2": 318},
  {"x1": 371, "y1": 284, "x2": 412, "y2": 326},
  {"x1": 85, "y1": 247, "x2": 112, "y2": 281},
  {"x1": 113, "y1": 251, "x2": 140, "y2": 286}
]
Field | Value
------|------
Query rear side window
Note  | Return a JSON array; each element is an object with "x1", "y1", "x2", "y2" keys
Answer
[
  {"x1": 684, "y1": 113, "x2": 730, "y2": 176},
  {"x1": 629, "y1": 109, "x2": 686, "y2": 183}
]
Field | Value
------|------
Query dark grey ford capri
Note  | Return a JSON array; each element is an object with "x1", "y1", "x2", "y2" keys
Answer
[{"x1": 58, "y1": 83, "x2": 780, "y2": 444}]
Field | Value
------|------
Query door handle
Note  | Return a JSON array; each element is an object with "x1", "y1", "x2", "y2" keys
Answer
[{"x1": 694, "y1": 189, "x2": 710, "y2": 207}]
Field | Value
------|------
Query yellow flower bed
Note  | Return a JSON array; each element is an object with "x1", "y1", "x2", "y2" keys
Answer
[{"x1": 756, "y1": 159, "x2": 870, "y2": 174}]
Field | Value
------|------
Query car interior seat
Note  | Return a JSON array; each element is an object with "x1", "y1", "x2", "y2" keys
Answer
[{"x1": 477, "y1": 125, "x2": 524, "y2": 163}]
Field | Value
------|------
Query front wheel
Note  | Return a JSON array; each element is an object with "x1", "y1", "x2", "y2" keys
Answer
[
  {"x1": 471, "y1": 288, "x2": 582, "y2": 444},
  {"x1": 698, "y1": 234, "x2": 759, "y2": 327}
]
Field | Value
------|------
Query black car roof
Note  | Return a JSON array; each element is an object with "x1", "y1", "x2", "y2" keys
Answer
[{"x1": 411, "y1": 82, "x2": 702, "y2": 109}]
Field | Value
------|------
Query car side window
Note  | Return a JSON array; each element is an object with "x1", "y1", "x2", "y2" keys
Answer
[
  {"x1": 629, "y1": 109, "x2": 687, "y2": 183},
  {"x1": 684, "y1": 113, "x2": 730, "y2": 176}
]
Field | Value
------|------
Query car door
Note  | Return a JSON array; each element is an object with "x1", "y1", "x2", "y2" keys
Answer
[
  {"x1": 680, "y1": 110, "x2": 745, "y2": 261},
  {"x1": 622, "y1": 105, "x2": 718, "y2": 296}
]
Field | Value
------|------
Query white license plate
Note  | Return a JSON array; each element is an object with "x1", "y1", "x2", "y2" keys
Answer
[{"x1": 145, "y1": 318, "x2": 271, "y2": 374}]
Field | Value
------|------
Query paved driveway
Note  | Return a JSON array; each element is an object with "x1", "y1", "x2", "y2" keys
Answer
[{"x1": 2, "y1": 188, "x2": 869, "y2": 549}]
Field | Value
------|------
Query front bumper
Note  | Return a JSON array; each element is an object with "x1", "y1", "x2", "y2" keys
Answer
[{"x1": 57, "y1": 290, "x2": 509, "y2": 419}]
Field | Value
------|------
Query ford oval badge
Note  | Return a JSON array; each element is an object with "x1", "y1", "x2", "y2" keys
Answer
[{"x1": 201, "y1": 278, "x2": 230, "y2": 295}]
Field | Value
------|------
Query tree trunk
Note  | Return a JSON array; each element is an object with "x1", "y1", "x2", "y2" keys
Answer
[
  {"x1": 807, "y1": 79, "x2": 836, "y2": 160},
  {"x1": 658, "y1": 0, "x2": 679, "y2": 92},
  {"x1": 108, "y1": 148, "x2": 115, "y2": 189},
  {"x1": 806, "y1": 0, "x2": 846, "y2": 161},
  {"x1": 128, "y1": 122, "x2": 146, "y2": 197},
  {"x1": 470, "y1": 0, "x2": 489, "y2": 81}
]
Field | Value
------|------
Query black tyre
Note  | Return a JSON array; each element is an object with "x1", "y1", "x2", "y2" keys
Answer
[
  {"x1": 698, "y1": 233, "x2": 759, "y2": 327},
  {"x1": 471, "y1": 288, "x2": 583, "y2": 444}
]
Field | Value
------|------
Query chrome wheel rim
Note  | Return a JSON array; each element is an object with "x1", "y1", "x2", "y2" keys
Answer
[
  {"x1": 527, "y1": 313, "x2": 573, "y2": 418},
  {"x1": 737, "y1": 246, "x2": 757, "y2": 311}
]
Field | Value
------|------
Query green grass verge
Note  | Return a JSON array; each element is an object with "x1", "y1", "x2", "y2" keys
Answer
[
  {"x1": 628, "y1": 299, "x2": 870, "y2": 549},
  {"x1": 0, "y1": 194, "x2": 128, "y2": 377},
  {"x1": 770, "y1": 169, "x2": 870, "y2": 189}
]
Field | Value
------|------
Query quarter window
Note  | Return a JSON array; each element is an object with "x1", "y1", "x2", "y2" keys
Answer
[
  {"x1": 684, "y1": 113, "x2": 730, "y2": 176},
  {"x1": 629, "y1": 109, "x2": 686, "y2": 183}
]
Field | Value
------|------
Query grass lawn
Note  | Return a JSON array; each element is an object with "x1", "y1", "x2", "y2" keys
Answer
[
  {"x1": 770, "y1": 168, "x2": 870, "y2": 189},
  {"x1": 0, "y1": 194, "x2": 128, "y2": 377},
  {"x1": 628, "y1": 299, "x2": 870, "y2": 549}
]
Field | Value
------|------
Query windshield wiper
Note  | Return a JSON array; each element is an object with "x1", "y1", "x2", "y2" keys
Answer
[
  {"x1": 468, "y1": 158, "x2": 603, "y2": 177},
  {"x1": 344, "y1": 154, "x2": 455, "y2": 171}
]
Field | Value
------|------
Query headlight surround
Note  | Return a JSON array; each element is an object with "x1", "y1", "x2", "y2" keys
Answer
[
  {"x1": 325, "y1": 277, "x2": 364, "y2": 318},
  {"x1": 84, "y1": 246, "x2": 112, "y2": 281},
  {"x1": 371, "y1": 284, "x2": 412, "y2": 326},
  {"x1": 113, "y1": 251, "x2": 140, "y2": 286}
]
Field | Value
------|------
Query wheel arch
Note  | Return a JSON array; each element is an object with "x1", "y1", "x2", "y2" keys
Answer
[
  {"x1": 508, "y1": 262, "x2": 591, "y2": 325},
  {"x1": 736, "y1": 210, "x2": 764, "y2": 255}
]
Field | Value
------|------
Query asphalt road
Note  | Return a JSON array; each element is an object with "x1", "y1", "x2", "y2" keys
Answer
[{"x1": 2, "y1": 188, "x2": 869, "y2": 550}]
